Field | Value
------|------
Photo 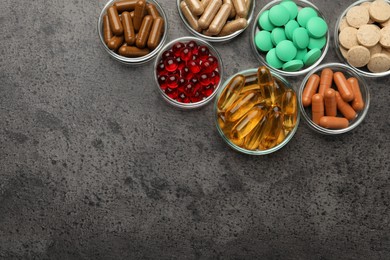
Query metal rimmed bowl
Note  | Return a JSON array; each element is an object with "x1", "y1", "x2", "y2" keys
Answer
[
  {"x1": 334, "y1": 0, "x2": 390, "y2": 77},
  {"x1": 250, "y1": 0, "x2": 330, "y2": 77},
  {"x1": 298, "y1": 63, "x2": 370, "y2": 135},
  {"x1": 97, "y1": 0, "x2": 168, "y2": 65},
  {"x1": 154, "y1": 36, "x2": 224, "y2": 109},
  {"x1": 176, "y1": 0, "x2": 255, "y2": 42},
  {"x1": 214, "y1": 68, "x2": 300, "y2": 155}
]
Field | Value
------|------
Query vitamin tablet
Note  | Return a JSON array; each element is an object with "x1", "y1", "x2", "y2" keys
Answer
[
  {"x1": 347, "y1": 45, "x2": 371, "y2": 67},
  {"x1": 255, "y1": 31, "x2": 273, "y2": 52},
  {"x1": 292, "y1": 27, "x2": 309, "y2": 49},
  {"x1": 295, "y1": 48, "x2": 307, "y2": 61},
  {"x1": 297, "y1": 7, "x2": 318, "y2": 27},
  {"x1": 266, "y1": 48, "x2": 284, "y2": 69},
  {"x1": 271, "y1": 27, "x2": 287, "y2": 46},
  {"x1": 369, "y1": 0, "x2": 390, "y2": 22},
  {"x1": 284, "y1": 20, "x2": 299, "y2": 40},
  {"x1": 303, "y1": 48, "x2": 321, "y2": 66},
  {"x1": 275, "y1": 40, "x2": 297, "y2": 62},
  {"x1": 259, "y1": 10, "x2": 275, "y2": 31},
  {"x1": 282, "y1": 60, "x2": 303, "y2": 72},
  {"x1": 380, "y1": 26, "x2": 390, "y2": 48},
  {"x1": 339, "y1": 27, "x2": 359, "y2": 49},
  {"x1": 280, "y1": 0, "x2": 298, "y2": 20},
  {"x1": 367, "y1": 53, "x2": 390, "y2": 72},
  {"x1": 269, "y1": 4, "x2": 290, "y2": 26},
  {"x1": 346, "y1": 6, "x2": 369, "y2": 28},
  {"x1": 308, "y1": 36, "x2": 326, "y2": 50},
  {"x1": 357, "y1": 24, "x2": 381, "y2": 47},
  {"x1": 306, "y1": 17, "x2": 328, "y2": 38},
  {"x1": 339, "y1": 17, "x2": 350, "y2": 32}
]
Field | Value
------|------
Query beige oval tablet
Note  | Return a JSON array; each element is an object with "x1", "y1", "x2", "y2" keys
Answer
[
  {"x1": 369, "y1": 0, "x2": 390, "y2": 23},
  {"x1": 347, "y1": 45, "x2": 371, "y2": 67},
  {"x1": 380, "y1": 26, "x2": 390, "y2": 48},
  {"x1": 339, "y1": 45, "x2": 349, "y2": 58},
  {"x1": 367, "y1": 53, "x2": 390, "y2": 72},
  {"x1": 357, "y1": 24, "x2": 381, "y2": 47},
  {"x1": 382, "y1": 48, "x2": 390, "y2": 58},
  {"x1": 346, "y1": 6, "x2": 369, "y2": 28},
  {"x1": 369, "y1": 44, "x2": 383, "y2": 56},
  {"x1": 339, "y1": 17, "x2": 350, "y2": 32},
  {"x1": 339, "y1": 27, "x2": 359, "y2": 49}
]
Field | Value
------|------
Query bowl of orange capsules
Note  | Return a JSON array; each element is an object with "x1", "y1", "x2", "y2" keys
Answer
[
  {"x1": 215, "y1": 66, "x2": 300, "y2": 155},
  {"x1": 177, "y1": 0, "x2": 255, "y2": 42},
  {"x1": 98, "y1": 0, "x2": 168, "y2": 65},
  {"x1": 298, "y1": 63, "x2": 370, "y2": 134}
]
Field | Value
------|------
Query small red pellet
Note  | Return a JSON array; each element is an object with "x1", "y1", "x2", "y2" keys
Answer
[
  {"x1": 167, "y1": 74, "x2": 179, "y2": 89},
  {"x1": 177, "y1": 92, "x2": 191, "y2": 103},
  {"x1": 188, "y1": 60, "x2": 201, "y2": 74},
  {"x1": 164, "y1": 57, "x2": 177, "y2": 72},
  {"x1": 162, "y1": 50, "x2": 173, "y2": 60},
  {"x1": 172, "y1": 42, "x2": 185, "y2": 57},
  {"x1": 198, "y1": 45, "x2": 209, "y2": 58},
  {"x1": 191, "y1": 90, "x2": 203, "y2": 103},
  {"x1": 202, "y1": 84, "x2": 214, "y2": 97},
  {"x1": 165, "y1": 87, "x2": 178, "y2": 99},
  {"x1": 210, "y1": 70, "x2": 220, "y2": 85},
  {"x1": 158, "y1": 75, "x2": 168, "y2": 90},
  {"x1": 187, "y1": 40, "x2": 198, "y2": 50},
  {"x1": 180, "y1": 47, "x2": 192, "y2": 61},
  {"x1": 199, "y1": 73, "x2": 211, "y2": 86}
]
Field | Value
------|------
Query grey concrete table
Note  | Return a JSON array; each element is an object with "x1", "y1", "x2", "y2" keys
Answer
[{"x1": 1, "y1": 0, "x2": 389, "y2": 259}]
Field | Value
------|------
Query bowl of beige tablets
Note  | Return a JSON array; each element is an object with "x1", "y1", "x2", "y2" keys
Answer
[
  {"x1": 335, "y1": 0, "x2": 390, "y2": 77},
  {"x1": 177, "y1": 0, "x2": 255, "y2": 42},
  {"x1": 98, "y1": 0, "x2": 168, "y2": 65}
]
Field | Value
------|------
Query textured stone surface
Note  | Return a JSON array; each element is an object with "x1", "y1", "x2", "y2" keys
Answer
[{"x1": 0, "y1": 0, "x2": 389, "y2": 259}]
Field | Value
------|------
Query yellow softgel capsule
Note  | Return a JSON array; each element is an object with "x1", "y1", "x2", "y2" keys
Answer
[
  {"x1": 258, "y1": 106, "x2": 283, "y2": 150},
  {"x1": 225, "y1": 91, "x2": 265, "y2": 122},
  {"x1": 217, "y1": 74, "x2": 246, "y2": 110},
  {"x1": 230, "y1": 106, "x2": 267, "y2": 140}
]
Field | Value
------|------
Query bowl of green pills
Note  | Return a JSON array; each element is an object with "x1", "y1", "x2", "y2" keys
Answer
[{"x1": 250, "y1": 0, "x2": 330, "y2": 76}]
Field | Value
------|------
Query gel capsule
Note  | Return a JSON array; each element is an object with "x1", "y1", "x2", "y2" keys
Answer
[
  {"x1": 133, "y1": 0, "x2": 146, "y2": 31},
  {"x1": 335, "y1": 91, "x2": 356, "y2": 120},
  {"x1": 281, "y1": 89, "x2": 297, "y2": 130},
  {"x1": 302, "y1": 74, "x2": 320, "y2": 107},
  {"x1": 324, "y1": 88, "x2": 337, "y2": 117},
  {"x1": 348, "y1": 77, "x2": 364, "y2": 112},
  {"x1": 114, "y1": 0, "x2": 138, "y2": 12},
  {"x1": 244, "y1": 114, "x2": 268, "y2": 150},
  {"x1": 180, "y1": 1, "x2": 202, "y2": 32},
  {"x1": 217, "y1": 74, "x2": 245, "y2": 110},
  {"x1": 198, "y1": 0, "x2": 222, "y2": 30},
  {"x1": 122, "y1": 11, "x2": 136, "y2": 45},
  {"x1": 146, "y1": 3, "x2": 160, "y2": 19},
  {"x1": 230, "y1": 106, "x2": 267, "y2": 140},
  {"x1": 108, "y1": 35, "x2": 124, "y2": 50},
  {"x1": 318, "y1": 68, "x2": 333, "y2": 97},
  {"x1": 107, "y1": 6, "x2": 124, "y2": 36},
  {"x1": 225, "y1": 91, "x2": 265, "y2": 122},
  {"x1": 136, "y1": 15, "x2": 153, "y2": 49},
  {"x1": 319, "y1": 116, "x2": 349, "y2": 129},
  {"x1": 147, "y1": 16, "x2": 164, "y2": 50},
  {"x1": 223, "y1": 0, "x2": 236, "y2": 18},
  {"x1": 185, "y1": 0, "x2": 205, "y2": 16},
  {"x1": 207, "y1": 3, "x2": 232, "y2": 35},
  {"x1": 334, "y1": 72, "x2": 354, "y2": 102},
  {"x1": 201, "y1": 0, "x2": 212, "y2": 8},
  {"x1": 103, "y1": 15, "x2": 113, "y2": 44},
  {"x1": 311, "y1": 94, "x2": 324, "y2": 125},
  {"x1": 241, "y1": 83, "x2": 261, "y2": 94},
  {"x1": 218, "y1": 18, "x2": 247, "y2": 36},
  {"x1": 118, "y1": 45, "x2": 149, "y2": 57},
  {"x1": 232, "y1": 0, "x2": 247, "y2": 18},
  {"x1": 258, "y1": 106, "x2": 283, "y2": 150}
]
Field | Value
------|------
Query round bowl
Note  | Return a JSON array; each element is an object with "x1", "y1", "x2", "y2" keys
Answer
[
  {"x1": 177, "y1": 0, "x2": 255, "y2": 42},
  {"x1": 214, "y1": 68, "x2": 300, "y2": 155},
  {"x1": 97, "y1": 0, "x2": 168, "y2": 65},
  {"x1": 250, "y1": 0, "x2": 330, "y2": 77},
  {"x1": 298, "y1": 63, "x2": 370, "y2": 135},
  {"x1": 154, "y1": 36, "x2": 224, "y2": 109},
  {"x1": 334, "y1": 0, "x2": 390, "y2": 77}
]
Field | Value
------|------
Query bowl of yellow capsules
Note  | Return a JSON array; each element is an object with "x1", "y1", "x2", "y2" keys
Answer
[
  {"x1": 98, "y1": 0, "x2": 168, "y2": 65},
  {"x1": 251, "y1": 0, "x2": 330, "y2": 76},
  {"x1": 177, "y1": 0, "x2": 255, "y2": 42},
  {"x1": 214, "y1": 66, "x2": 300, "y2": 155}
]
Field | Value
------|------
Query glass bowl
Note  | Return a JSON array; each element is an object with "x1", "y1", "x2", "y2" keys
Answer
[
  {"x1": 334, "y1": 0, "x2": 390, "y2": 77},
  {"x1": 214, "y1": 68, "x2": 300, "y2": 155},
  {"x1": 176, "y1": 0, "x2": 255, "y2": 42},
  {"x1": 154, "y1": 36, "x2": 224, "y2": 109},
  {"x1": 97, "y1": 0, "x2": 168, "y2": 65},
  {"x1": 298, "y1": 63, "x2": 370, "y2": 134},
  {"x1": 250, "y1": 0, "x2": 330, "y2": 77}
]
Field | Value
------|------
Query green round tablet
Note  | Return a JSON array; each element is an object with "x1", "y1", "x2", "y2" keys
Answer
[
  {"x1": 266, "y1": 48, "x2": 284, "y2": 69},
  {"x1": 295, "y1": 48, "x2": 308, "y2": 61},
  {"x1": 283, "y1": 60, "x2": 304, "y2": 71},
  {"x1": 280, "y1": 0, "x2": 298, "y2": 20},
  {"x1": 292, "y1": 27, "x2": 309, "y2": 49},
  {"x1": 275, "y1": 40, "x2": 297, "y2": 62},
  {"x1": 269, "y1": 4, "x2": 290, "y2": 26},
  {"x1": 255, "y1": 30, "x2": 274, "y2": 52},
  {"x1": 308, "y1": 36, "x2": 327, "y2": 49},
  {"x1": 303, "y1": 48, "x2": 322, "y2": 66},
  {"x1": 259, "y1": 10, "x2": 275, "y2": 31},
  {"x1": 297, "y1": 7, "x2": 318, "y2": 28},
  {"x1": 271, "y1": 27, "x2": 287, "y2": 46},
  {"x1": 306, "y1": 17, "x2": 328, "y2": 38},
  {"x1": 285, "y1": 20, "x2": 299, "y2": 40}
]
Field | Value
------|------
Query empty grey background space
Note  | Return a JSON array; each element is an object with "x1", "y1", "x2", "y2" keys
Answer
[{"x1": 0, "y1": 0, "x2": 389, "y2": 259}]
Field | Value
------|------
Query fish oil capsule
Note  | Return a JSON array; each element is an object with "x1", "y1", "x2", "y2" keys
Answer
[
  {"x1": 318, "y1": 68, "x2": 333, "y2": 97},
  {"x1": 207, "y1": 3, "x2": 232, "y2": 35},
  {"x1": 232, "y1": 0, "x2": 247, "y2": 18},
  {"x1": 276, "y1": 129, "x2": 286, "y2": 145},
  {"x1": 225, "y1": 91, "x2": 265, "y2": 122},
  {"x1": 334, "y1": 72, "x2": 354, "y2": 102},
  {"x1": 146, "y1": 3, "x2": 160, "y2": 19},
  {"x1": 147, "y1": 17, "x2": 164, "y2": 50},
  {"x1": 324, "y1": 88, "x2": 337, "y2": 117},
  {"x1": 230, "y1": 106, "x2": 267, "y2": 140},
  {"x1": 103, "y1": 15, "x2": 113, "y2": 44},
  {"x1": 134, "y1": 0, "x2": 146, "y2": 31},
  {"x1": 218, "y1": 113, "x2": 235, "y2": 135},
  {"x1": 185, "y1": 0, "x2": 205, "y2": 16},
  {"x1": 335, "y1": 91, "x2": 356, "y2": 120},
  {"x1": 107, "y1": 35, "x2": 124, "y2": 50},
  {"x1": 107, "y1": 6, "x2": 124, "y2": 36},
  {"x1": 180, "y1": 1, "x2": 202, "y2": 32},
  {"x1": 311, "y1": 94, "x2": 324, "y2": 125},
  {"x1": 257, "y1": 66, "x2": 274, "y2": 86},
  {"x1": 241, "y1": 83, "x2": 260, "y2": 94},
  {"x1": 217, "y1": 74, "x2": 245, "y2": 110},
  {"x1": 319, "y1": 116, "x2": 349, "y2": 129},
  {"x1": 136, "y1": 15, "x2": 153, "y2": 49},
  {"x1": 198, "y1": 0, "x2": 222, "y2": 30},
  {"x1": 114, "y1": 0, "x2": 138, "y2": 12},
  {"x1": 223, "y1": 0, "x2": 236, "y2": 18},
  {"x1": 281, "y1": 89, "x2": 297, "y2": 115},
  {"x1": 121, "y1": 11, "x2": 136, "y2": 45},
  {"x1": 348, "y1": 77, "x2": 364, "y2": 112},
  {"x1": 118, "y1": 45, "x2": 150, "y2": 57},
  {"x1": 258, "y1": 106, "x2": 283, "y2": 150},
  {"x1": 218, "y1": 18, "x2": 247, "y2": 36},
  {"x1": 302, "y1": 74, "x2": 320, "y2": 107},
  {"x1": 244, "y1": 114, "x2": 268, "y2": 150}
]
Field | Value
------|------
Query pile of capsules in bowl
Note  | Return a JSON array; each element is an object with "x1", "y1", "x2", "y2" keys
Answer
[
  {"x1": 217, "y1": 66, "x2": 298, "y2": 151},
  {"x1": 179, "y1": 0, "x2": 252, "y2": 37},
  {"x1": 102, "y1": 0, "x2": 164, "y2": 57}
]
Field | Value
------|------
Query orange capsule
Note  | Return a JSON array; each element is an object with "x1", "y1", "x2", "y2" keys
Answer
[
  {"x1": 118, "y1": 45, "x2": 149, "y2": 57},
  {"x1": 324, "y1": 88, "x2": 337, "y2": 117},
  {"x1": 103, "y1": 15, "x2": 113, "y2": 45},
  {"x1": 302, "y1": 74, "x2": 320, "y2": 107},
  {"x1": 318, "y1": 68, "x2": 333, "y2": 97},
  {"x1": 121, "y1": 11, "x2": 136, "y2": 45},
  {"x1": 146, "y1": 3, "x2": 160, "y2": 19},
  {"x1": 335, "y1": 91, "x2": 356, "y2": 120},
  {"x1": 107, "y1": 35, "x2": 124, "y2": 50},
  {"x1": 133, "y1": 0, "x2": 146, "y2": 31},
  {"x1": 114, "y1": 0, "x2": 138, "y2": 12},
  {"x1": 348, "y1": 77, "x2": 364, "y2": 112},
  {"x1": 311, "y1": 94, "x2": 324, "y2": 125},
  {"x1": 147, "y1": 16, "x2": 164, "y2": 50},
  {"x1": 319, "y1": 116, "x2": 349, "y2": 129},
  {"x1": 136, "y1": 15, "x2": 153, "y2": 49},
  {"x1": 334, "y1": 72, "x2": 354, "y2": 102},
  {"x1": 107, "y1": 6, "x2": 124, "y2": 36}
]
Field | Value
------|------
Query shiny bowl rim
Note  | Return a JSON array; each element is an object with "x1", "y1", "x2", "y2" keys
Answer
[
  {"x1": 250, "y1": 0, "x2": 330, "y2": 77},
  {"x1": 298, "y1": 62, "x2": 370, "y2": 135},
  {"x1": 214, "y1": 68, "x2": 300, "y2": 155}
]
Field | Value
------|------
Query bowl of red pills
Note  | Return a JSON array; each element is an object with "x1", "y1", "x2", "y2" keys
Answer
[
  {"x1": 154, "y1": 36, "x2": 223, "y2": 109},
  {"x1": 98, "y1": 0, "x2": 168, "y2": 65}
]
